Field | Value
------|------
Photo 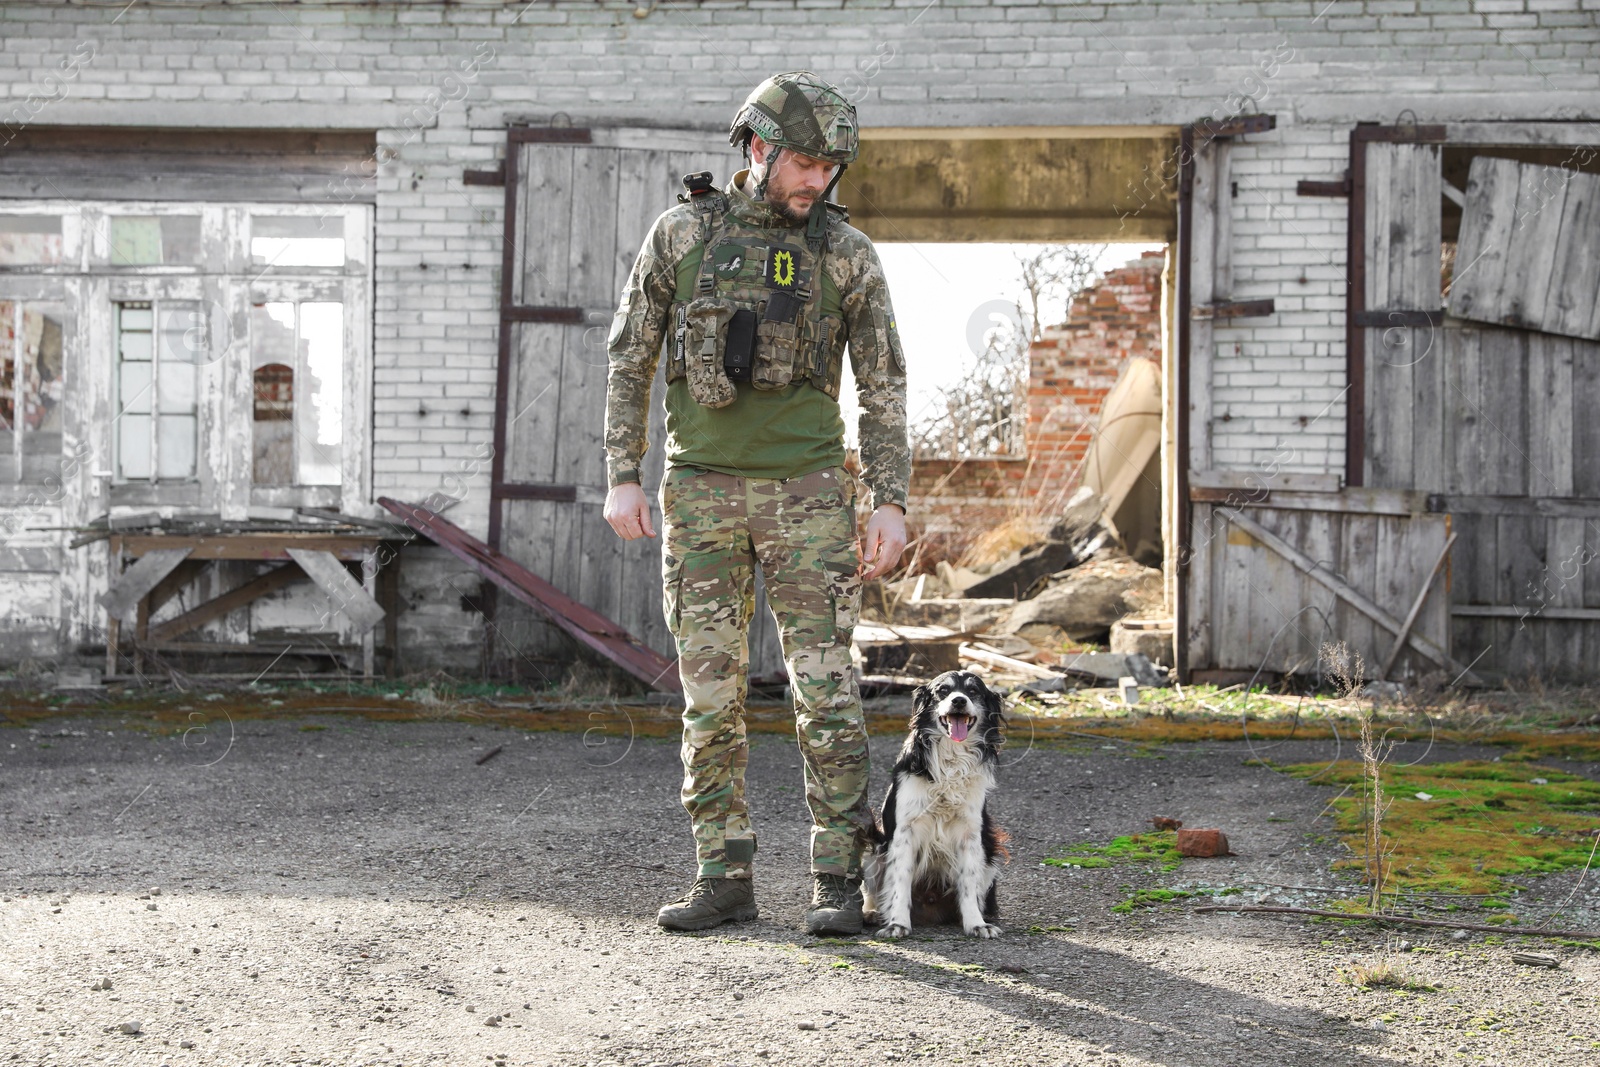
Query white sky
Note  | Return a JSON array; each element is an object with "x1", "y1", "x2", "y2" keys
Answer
[{"x1": 838, "y1": 242, "x2": 1153, "y2": 443}]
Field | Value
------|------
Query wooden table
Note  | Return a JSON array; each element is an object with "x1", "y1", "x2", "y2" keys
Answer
[{"x1": 101, "y1": 531, "x2": 406, "y2": 681}]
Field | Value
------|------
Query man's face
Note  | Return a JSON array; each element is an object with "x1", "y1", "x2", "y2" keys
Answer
[{"x1": 750, "y1": 135, "x2": 838, "y2": 222}]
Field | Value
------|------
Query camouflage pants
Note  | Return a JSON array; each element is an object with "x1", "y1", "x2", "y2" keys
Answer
[{"x1": 659, "y1": 463, "x2": 870, "y2": 880}]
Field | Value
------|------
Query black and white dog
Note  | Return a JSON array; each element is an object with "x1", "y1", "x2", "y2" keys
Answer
[{"x1": 862, "y1": 670, "x2": 1009, "y2": 939}]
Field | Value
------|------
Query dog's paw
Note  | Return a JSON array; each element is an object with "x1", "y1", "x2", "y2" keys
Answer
[
  {"x1": 878, "y1": 922, "x2": 911, "y2": 939},
  {"x1": 965, "y1": 922, "x2": 1002, "y2": 939}
]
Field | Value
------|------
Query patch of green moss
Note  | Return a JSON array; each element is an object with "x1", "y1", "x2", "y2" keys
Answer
[
  {"x1": 1285, "y1": 759, "x2": 1600, "y2": 895},
  {"x1": 1046, "y1": 831, "x2": 1183, "y2": 872}
]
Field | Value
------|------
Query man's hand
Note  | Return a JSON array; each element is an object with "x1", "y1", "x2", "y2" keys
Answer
[
  {"x1": 604, "y1": 482, "x2": 657, "y2": 541},
  {"x1": 859, "y1": 504, "x2": 907, "y2": 581}
]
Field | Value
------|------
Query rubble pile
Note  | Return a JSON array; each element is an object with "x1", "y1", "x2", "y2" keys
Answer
[{"x1": 858, "y1": 487, "x2": 1176, "y2": 695}]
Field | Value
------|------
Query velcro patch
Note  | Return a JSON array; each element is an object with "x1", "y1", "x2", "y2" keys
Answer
[
  {"x1": 766, "y1": 247, "x2": 798, "y2": 289},
  {"x1": 712, "y1": 243, "x2": 746, "y2": 278}
]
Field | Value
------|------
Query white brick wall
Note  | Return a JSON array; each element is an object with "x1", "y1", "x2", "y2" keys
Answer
[{"x1": 1, "y1": 0, "x2": 1595, "y2": 662}]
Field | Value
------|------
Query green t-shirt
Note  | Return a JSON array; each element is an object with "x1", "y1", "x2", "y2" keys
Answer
[{"x1": 663, "y1": 244, "x2": 846, "y2": 481}]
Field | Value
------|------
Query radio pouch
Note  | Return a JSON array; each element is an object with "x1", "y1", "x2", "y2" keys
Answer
[{"x1": 724, "y1": 308, "x2": 758, "y2": 382}]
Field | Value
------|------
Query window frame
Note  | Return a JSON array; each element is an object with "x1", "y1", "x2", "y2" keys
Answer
[{"x1": 0, "y1": 198, "x2": 372, "y2": 515}]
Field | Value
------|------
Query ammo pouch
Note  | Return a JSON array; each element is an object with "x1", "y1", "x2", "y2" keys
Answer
[{"x1": 676, "y1": 297, "x2": 738, "y2": 409}]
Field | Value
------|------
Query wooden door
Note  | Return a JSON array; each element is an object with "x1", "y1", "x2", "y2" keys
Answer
[
  {"x1": 490, "y1": 127, "x2": 786, "y2": 680},
  {"x1": 1361, "y1": 142, "x2": 1600, "y2": 682}
]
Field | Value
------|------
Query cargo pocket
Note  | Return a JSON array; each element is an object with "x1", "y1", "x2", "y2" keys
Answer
[
  {"x1": 682, "y1": 298, "x2": 737, "y2": 408},
  {"x1": 661, "y1": 552, "x2": 685, "y2": 637},
  {"x1": 824, "y1": 558, "x2": 863, "y2": 646}
]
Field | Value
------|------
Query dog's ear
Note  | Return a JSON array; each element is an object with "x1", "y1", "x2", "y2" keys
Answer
[{"x1": 910, "y1": 684, "x2": 935, "y2": 724}]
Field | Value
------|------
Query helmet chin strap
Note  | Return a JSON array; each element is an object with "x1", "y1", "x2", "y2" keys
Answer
[{"x1": 752, "y1": 144, "x2": 781, "y2": 201}]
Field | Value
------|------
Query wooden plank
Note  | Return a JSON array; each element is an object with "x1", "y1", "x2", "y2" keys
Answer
[
  {"x1": 146, "y1": 563, "x2": 306, "y2": 643},
  {"x1": 1448, "y1": 510, "x2": 1497, "y2": 676},
  {"x1": 1575, "y1": 338, "x2": 1600, "y2": 498},
  {"x1": 1498, "y1": 163, "x2": 1569, "y2": 331},
  {"x1": 1525, "y1": 333, "x2": 1575, "y2": 497},
  {"x1": 555, "y1": 145, "x2": 621, "y2": 490},
  {"x1": 1411, "y1": 318, "x2": 1447, "y2": 492},
  {"x1": 1543, "y1": 170, "x2": 1600, "y2": 339},
  {"x1": 284, "y1": 548, "x2": 386, "y2": 634},
  {"x1": 97, "y1": 547, "x2": 192, "y2": 624},
  {"x1": 1453, "y1": 606, "x2": 1600, "y2": 620},
  {"x1": 1381, "y1": 532, "x2": 1456, "y2": 679},
  {"x1": 1481, "y1": 327, "x2": 1528, "y2": 495},
  {"x1": 1186, "y1": 502, "x2": 1214, "y2": 668},
  {"x1": 1224, "y1": 510, "x2": 1477, "y2": 680},
  {"x1": 503, "y1": 321, "x2": 565, "y2": 484},
  {"x1": 1187, "y1": 486, "x2": 1429, "y2": 516},
  {"x1": 1337, "y1": 512, "x2": 1379, "y2": 669},
  {"x1": 1187, "y1": 141, "x2": 1220, "y2": 473},
  {"x1": 1543, "y1": 516, "x2": 1588, "y2": 675},
  {"x1": 517, "y1": 142, "x2": 575, "y2": 308},
  {"x1": 1189, "y1": 470, "x2": 1342, "y2": 493},
  {"x1": 1449, "y1": 156, "x2": 1518, "y2": 324},
  {"x1": 1494, "y1": 514, "x2": 1546, "y2": 678},
  {"x1": 116, "y1": 534, "x2": 386, "y2": 561}
]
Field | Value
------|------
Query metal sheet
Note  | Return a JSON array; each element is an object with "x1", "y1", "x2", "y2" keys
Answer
[{"x1": 379, "y1": 497, "x2": 681, "y2": 693}]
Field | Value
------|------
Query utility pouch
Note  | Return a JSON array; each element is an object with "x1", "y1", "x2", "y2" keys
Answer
[
  {"x1": 808, "y1": 314, "x2": 847, "y2": 400},
  {"x1": 723, "y1": 308, "x2": 757, "y2": 382},
  {"x1": 682, "y1": 298, "x2": 737, "y2": 408}
]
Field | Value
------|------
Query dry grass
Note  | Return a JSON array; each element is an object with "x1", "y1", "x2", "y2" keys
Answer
[
  {"x1": 1345, "y1": 958, "x2": 1436, "y2": 992},
  {"x1": 956, "y1": 514, "x2": 1057, "y2": 570}
]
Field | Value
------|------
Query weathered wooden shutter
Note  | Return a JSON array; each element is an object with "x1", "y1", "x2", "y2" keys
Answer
[
  {"x1": 1450, "y1": 156, "x2": 1600, "y2": 341},
  {"x1": 490, "y1": 127, "x2": 786, "y2": 677}
]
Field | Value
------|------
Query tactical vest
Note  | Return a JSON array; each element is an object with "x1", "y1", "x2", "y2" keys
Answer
[{"x1": 663, "y1": 179, "x2": 848, "y2": 408}]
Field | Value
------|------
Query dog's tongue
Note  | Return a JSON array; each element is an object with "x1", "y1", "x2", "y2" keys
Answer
[{"x1": 950, "y1": 718, "x2": 970, "y2": 742}]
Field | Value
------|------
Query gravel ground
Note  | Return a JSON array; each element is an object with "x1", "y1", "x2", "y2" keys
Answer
[{"x1": 1, "y1": 704, "x2": 1597, "y2": 1066}]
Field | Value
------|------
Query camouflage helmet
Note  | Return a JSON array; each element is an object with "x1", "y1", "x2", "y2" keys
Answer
[{"x1": 728, "y1": 71, "x2": 859, "y2": 165}]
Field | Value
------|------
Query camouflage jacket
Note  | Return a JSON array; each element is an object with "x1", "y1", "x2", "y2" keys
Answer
[{"x1": 604, "y1": 170, "x2": 910, "y2": 513}]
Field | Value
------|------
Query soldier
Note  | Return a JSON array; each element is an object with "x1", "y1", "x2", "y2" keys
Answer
[{"x1": 602, "y1": 71, "x2": 909, "y2": 936}]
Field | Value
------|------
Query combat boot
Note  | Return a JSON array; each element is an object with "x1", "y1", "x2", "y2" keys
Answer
[
  {"x1": 804, "y1": 872, "x2": 864, "y2": 936},
  {"x1": 656, "y1": 875, "x2": 758, "y2": 932}
]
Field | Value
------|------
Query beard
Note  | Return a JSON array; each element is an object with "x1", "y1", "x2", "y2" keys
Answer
[{"x1": 756, "y1": 166, "x2": 819, "y2": 222}]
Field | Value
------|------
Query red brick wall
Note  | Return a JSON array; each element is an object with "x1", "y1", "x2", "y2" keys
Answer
[{"x1": 908, "y1": 249, "x2": 1165, "y2": 552}]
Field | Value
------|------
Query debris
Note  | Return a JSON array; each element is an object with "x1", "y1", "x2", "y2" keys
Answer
[
  {"x1": 474, "y1": 746, "x2": 504, "y2": 766},
  {"x1": 1110, "y1": 619, "x2": 1173, "y2": 667},
  {"x1": 1451, "y1": 929, "x2": 1469, "y2": 940},
  {"x1": 1176, "y1": 829, "x2": 1233, "y2": 858},
  {"x1": 180, "y1": 1039, "x2": 195, "y2": 1049},
  {"x1": 797, "y1": 1020, "x2": 818, "y2": 1031},
  {"x1": 957, "y1": 643, "x2": 1058, "y2": 680},
  {"x1": 118, "y1": 1020, "x2": 142, "y2": 1035},
  {"x1": 1151, "y1": 816, "x2": 1183, "y2": 831},
  {"x1": 853, "y1": 622, "x2": 965, "y2": 676},
  {"x1": 1414, "y1": 792, "x2": 1433, "y2": 801},
  {"x1": 999, "y1": 556, "x2": 1163, "y2": 641},
  {"x1": 997, "y1": 962, "x2": 1027, "y2": 974},
  {"x1": 962, "y1": 539, "x2": 1080, "y2": 601},
  {"x1": 1055, "y1": 651, "x2": 1167, "y2": 688},
  {"x1": 146, "y1": 903, "x2": 158, "y2": 911},
  {"x1": 89, "y1": 977, "x2": 112, "y2": 991},
  {"x1": 1511, "y1": 952, "x2": 1560, "y2": 969},
  {"x1": 1118, "y1": 677, "x2": 1140, "y2": 706}
]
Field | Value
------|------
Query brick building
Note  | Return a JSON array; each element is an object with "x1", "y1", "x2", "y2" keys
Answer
[
  {"x1": 911, "y1": 249, "x2": 1165, "y2": 539},
  {"x1": 0, "y1": 1, "x2": 1595, "y2": 683}
]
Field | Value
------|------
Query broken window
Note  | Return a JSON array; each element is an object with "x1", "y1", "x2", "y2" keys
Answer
[
  {"x1": 250, "y1": 215, "x2": 345, "y2": 269},
  {"x1": 249, "y1": 300, "x2": 343, "y2": 487},
  {"x1": 0, "y1": 214, "x2": 64, "y2": 266},
  {"x1": 0, "y1": 300, "x2": 66, "y2": 482},
  {"x1": 108, "y1": 215, "x2": 202, "y2": 267},
  {"x1": 114, "y1": 301, "x2": 201, "y2": 482}
]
